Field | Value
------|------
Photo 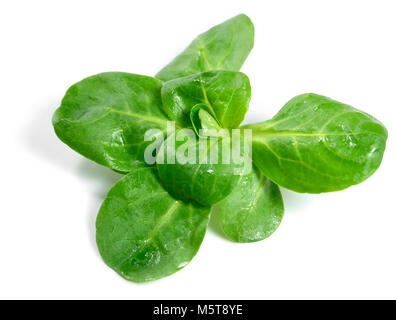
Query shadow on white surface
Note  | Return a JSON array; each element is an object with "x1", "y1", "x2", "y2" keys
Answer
[
  {"x1": 22, "y1": 103, "x2": 76, "y2": 170},
  {"x1": 241, "y1": 98, "x2": 276, "y2": 126},
  {"x1": 77, "y1": 160, "x2": 123, "y2": 255},
  {"x1": 280, "y1": 187, "x2": 311, "y2": 215},
  {"x1": 241, "y1": 107, "x2": 266, "y2": 126},
  {"x1": 77, "y1": 160, "x2": 123, "y2": 199},
  {"x1": 21, "y1": 103, "x2": 123, "y2": 256}
]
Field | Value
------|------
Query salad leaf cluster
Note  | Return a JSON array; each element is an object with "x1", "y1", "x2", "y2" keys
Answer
[{"x1": 52, "y1": 14, "x2": 387, "y2": 282}]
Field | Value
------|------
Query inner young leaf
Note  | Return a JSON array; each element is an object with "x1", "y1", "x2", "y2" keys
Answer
[{"x1": 190, "y1": 104, "x2": 227, "y2": 138}]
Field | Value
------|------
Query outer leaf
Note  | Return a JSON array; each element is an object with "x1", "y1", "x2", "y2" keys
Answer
[
  {"x1": 217, "y1": 166, "x2": 284, "y2": 243},
  {"x1": 96, "y1": 165, "x2": 211, "y2": 282},
  {"x1": 244, "y1": 93, "x2": 388, "y2": 193},
  {"x1": 161, "y1": 70, "x2": 251, "y2": 128},
  {"x1": 156, "y1": 130, "x2": 248, "y2": 206},
  {"x1": 52, "y1": 72, "x2": 169, "y2": 173},
  {"x1": 156, "y1": 14, "x2": 254, "y2": 82}
]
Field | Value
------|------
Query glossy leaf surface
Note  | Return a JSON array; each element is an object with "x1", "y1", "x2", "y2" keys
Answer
[
  {"x1": 190, "y1": 104, "x2": 226, "y2": 138},
  {"x1": 96, "y1": 165, "x2": 211, "y2": 282},
  {"x1": 156, "y1": 130, "x2": 248, "y2": 206},
  {"x1": 217, "y1": 167, "x2": 284, "y2": 242},
  {"x1": 156, "y1": 14, "x2": 254, "y2": 82},
  {"x1": 52, "y1": 72, "x2": 169, "y2": 173},
  {"x1": 161, "y1": 70, "x2": 251, "y2": 128},
  {"x1": 244, "y1": 93, "x2": 388, "y2": 193}
]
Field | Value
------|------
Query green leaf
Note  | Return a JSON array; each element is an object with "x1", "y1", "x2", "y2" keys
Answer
[
  {"x1": 217, "y1": 167, "x2": 284, "y2": 243},
  {"x1": 96, "y1": 164, "x2": 211, "y2": 282},
  {"x1": 156, "y1": 129, "x2": 249, "y2": 206},
  {"x1": 52, "y1": 72, "x2": 169, "y2": 173},
  {"x1": 156, "y1": 14, "x2": 254, "y2": 82},
  {"x1": 190, "y1": 104, "x2": 227, "y2": 138},
  {"x1": 244, "y1": 93, "x2": 388, "y2": 193},
  {"x1": 161, "y1": 70, "x2": 251, "y2": 128}
]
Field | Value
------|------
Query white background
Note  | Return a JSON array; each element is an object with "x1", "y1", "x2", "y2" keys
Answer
[{"x1": 1, "y1": 0, "x2": 395, "y2": 300}]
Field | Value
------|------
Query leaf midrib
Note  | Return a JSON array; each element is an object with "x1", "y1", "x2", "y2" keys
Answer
[
  {"x1": 253, "y1": 130, "x2": 377, "y2": 140},
  {"x1": 119, "y1": 200, "x2": 181, "y2": 269},
  {"x1": 196, "y1": 37, "x2": 213, "y2": 70},
  {"x1": 107, "y1": 107, "x2": 169, "y2": 127}
]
